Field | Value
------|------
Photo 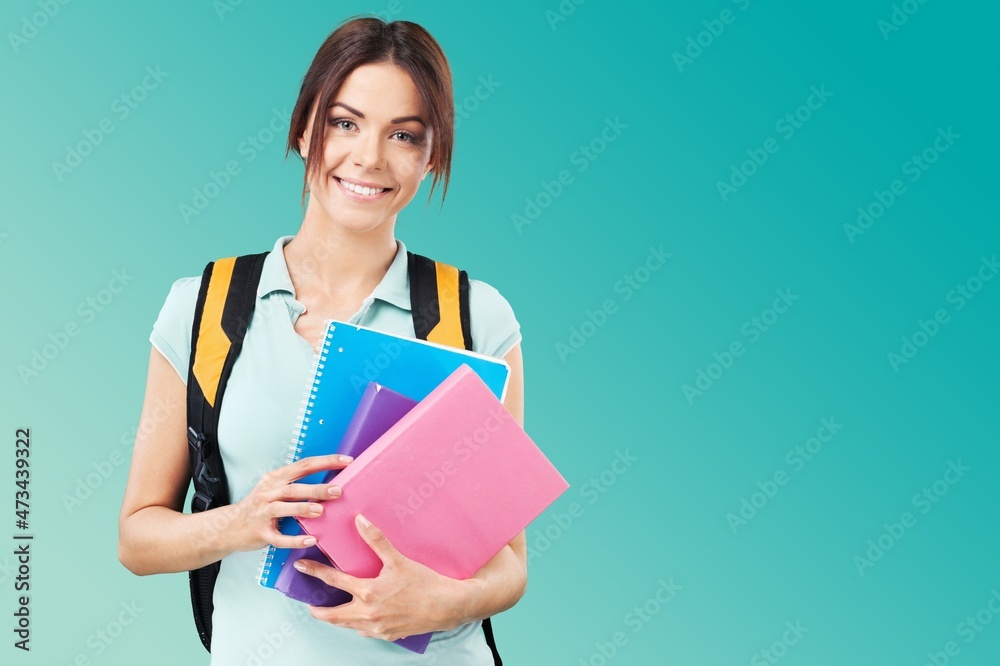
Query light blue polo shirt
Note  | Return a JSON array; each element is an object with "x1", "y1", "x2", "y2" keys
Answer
[{"x1": 149, "y1": 234, "x2": 521, "y2": 665}]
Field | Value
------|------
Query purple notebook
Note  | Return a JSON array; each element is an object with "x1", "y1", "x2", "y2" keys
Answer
[{"x1": 273, "y1": 382, "x2": 430, "y2": 653}]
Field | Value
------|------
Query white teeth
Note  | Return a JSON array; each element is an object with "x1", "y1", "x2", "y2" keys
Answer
[{"x1": 338, "y1": 178, "x2": 385, "y2": 196}]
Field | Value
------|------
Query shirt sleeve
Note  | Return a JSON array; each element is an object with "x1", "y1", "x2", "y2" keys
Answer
[
  {"x1": 468, "y1": 278, "x2": 522, "y2": 359},
  {"x1": 149, "y1": 275, "x2": 202, "y2": 384}
]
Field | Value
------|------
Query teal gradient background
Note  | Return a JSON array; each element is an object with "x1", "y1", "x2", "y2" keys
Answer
[{"x1": 2, "y1": 0, "x2": 998, "y2": 663}]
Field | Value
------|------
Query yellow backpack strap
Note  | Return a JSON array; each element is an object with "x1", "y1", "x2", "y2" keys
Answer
[
  {"x1": 191, "y1": 257, "x2": 236, "y2": 408},
  {"x1": 406, "y1": 251, "x2": 473, "y2": 351}
]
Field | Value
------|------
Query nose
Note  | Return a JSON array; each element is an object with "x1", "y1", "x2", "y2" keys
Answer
[{"x1": 352, "y1": 129, "x2": 384, "y2": 170}]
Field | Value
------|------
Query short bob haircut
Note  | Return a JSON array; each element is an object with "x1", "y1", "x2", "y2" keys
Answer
[{"x1": 285, "y1": 16, "x2": 455, "y2": 209}]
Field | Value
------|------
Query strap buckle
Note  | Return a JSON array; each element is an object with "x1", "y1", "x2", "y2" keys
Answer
[
  {"x1": 187, "y1": 426, "x2": 207, "y2": 453},
  {"x1": 192, "y1": 490, "x2": 214, "y2": 512},
  {"x1": 188, "y1": 427, "x2": 220, "y2": 504}
]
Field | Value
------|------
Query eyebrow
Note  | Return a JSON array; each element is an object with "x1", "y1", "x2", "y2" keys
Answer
[{"x1": 331, "y1": 102, "x2": 426, "y2": 127}]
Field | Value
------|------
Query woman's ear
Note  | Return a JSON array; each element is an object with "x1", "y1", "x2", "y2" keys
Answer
[
  {"x1": 298, "y1": 100, "x2": 319, "y2": 157},
  {"x1": 298, "y1": 118, "x2": 314, "y2": 158}
]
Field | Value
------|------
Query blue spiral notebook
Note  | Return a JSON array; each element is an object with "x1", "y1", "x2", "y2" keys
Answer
[{"x1": 257, "y1": 320, "x2": 511, "y2": 588}]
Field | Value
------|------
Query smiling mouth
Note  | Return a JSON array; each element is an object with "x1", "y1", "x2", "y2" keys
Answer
[{"x1": 333, "y1": 177, "x2": 392, "y2": 197}]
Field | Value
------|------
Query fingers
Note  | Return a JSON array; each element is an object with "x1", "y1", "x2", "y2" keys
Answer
[
  {"x1": 306, "y1": 601, "x2": 402, "y2": 642},
  {"x1": 277, "y1": 454, "x2": 354, "y2": 484},
  {"x1": 244, "y1": 454, "x2": 352, "y2": 551},
  {"x1": 265, "y1": 528, "x2": 319, "y2": 551},
  {"x1": 266, "y1": 500, "x2": 327, "y2": 520},
  {"x1": 354, "y1": 513, "x2": 399, "y2": 565},
  {"x1": 293, "y1": 558, "x2": 363, "y2": 598},
  {"x1": 308, "y1": 601, "x2": 356, "y2": 629},
  {"x1": 275, "y1": 481, "x2": 343, "y2": 502}
]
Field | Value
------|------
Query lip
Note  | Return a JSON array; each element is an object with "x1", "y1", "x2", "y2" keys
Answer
[
  {"x1": 334, "y1": 176, "x2": 391, "y2": 189},
  {"x1": 333, "y1": 176, "x2": 393, "y2": 202}
]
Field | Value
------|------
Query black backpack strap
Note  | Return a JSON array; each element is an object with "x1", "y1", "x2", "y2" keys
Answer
[
  {"x1": 186, "y1": 252, "x2": 268, "y2": 652},
  {"x1": 407, "y1": 251, "x2": 502, "y2": 664}
]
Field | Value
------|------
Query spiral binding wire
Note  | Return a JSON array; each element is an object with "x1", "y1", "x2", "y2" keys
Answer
[{"x1": 255, "y1": 324, "x2": 336, "y2": 587}]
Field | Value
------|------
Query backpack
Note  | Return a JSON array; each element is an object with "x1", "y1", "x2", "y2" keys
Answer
[{"x1": 184, "y1": 248, "x2": 502, "y2": 663}]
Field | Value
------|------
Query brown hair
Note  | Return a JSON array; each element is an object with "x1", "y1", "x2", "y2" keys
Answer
[{"x1": 285, "y1": 16, "x2": 455, "y2": 209}]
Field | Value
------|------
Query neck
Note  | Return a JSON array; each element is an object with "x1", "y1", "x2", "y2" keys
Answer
[{"x1": 283, "y1": 202, "x2": 399, "y2": 298}]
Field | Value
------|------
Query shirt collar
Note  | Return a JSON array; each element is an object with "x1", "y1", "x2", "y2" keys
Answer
[{"x1": 256, "y1": 235, "x2": 412, "y2": 311}]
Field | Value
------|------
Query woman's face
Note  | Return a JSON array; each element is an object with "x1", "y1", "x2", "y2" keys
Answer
[{"x1": 298, "y1": 62, "x2": 434, "y2": 234}]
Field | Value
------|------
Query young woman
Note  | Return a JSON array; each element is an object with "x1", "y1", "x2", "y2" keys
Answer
[{"x1": 118, "y1": 16, "x2": 526, "y2": 664}]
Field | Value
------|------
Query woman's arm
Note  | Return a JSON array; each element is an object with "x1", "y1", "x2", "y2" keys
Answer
[
  {"x1": 117, "y1": 347, "x2": 346, "y2": 575},
  {"x1": 117, "y1": 347, "x2": 242, "y2": 575}
]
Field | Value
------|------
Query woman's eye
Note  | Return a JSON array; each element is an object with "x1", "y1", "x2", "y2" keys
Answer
[
  {"x1": 328, "y1": 119, "x2": 419, "y2": 144},
  {"x1": 328, "y1": 118, "x2": 356, "y2": 131}
]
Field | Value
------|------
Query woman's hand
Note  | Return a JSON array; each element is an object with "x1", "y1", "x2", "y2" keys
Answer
[
  {"x1": 225, "y1": 454, "x2": 354, "y2": 552},
  {"x1": 292, "y1": 513, "x2": 475, "y2": 641}
]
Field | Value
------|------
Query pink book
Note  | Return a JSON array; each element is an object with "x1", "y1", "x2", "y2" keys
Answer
[{"x1": 297, "y1": 364, "x2": 569, "y2": 580}]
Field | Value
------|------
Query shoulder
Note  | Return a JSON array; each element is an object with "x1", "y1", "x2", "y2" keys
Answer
[
  {"x1": 149, "y1": 275, "x2": 203, "y2": 382},
  {"x1": 148, "y1": 248, "x2": 274, "y2": 380},
  {"x1": 157, "y1": 275, "x2": 203, "y2": 322},
  {"x1": 466, "y1": 277, "x2": 522, "y2": 360}
]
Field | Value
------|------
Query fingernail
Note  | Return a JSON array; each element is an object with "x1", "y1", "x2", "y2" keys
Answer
[
  {"x1": 309, "y1": 503, "x2": 323, "y2": 514},
  {"x1": 303, "y1": 536, "x2": 316, "y2": 546},
  {"x1": 327, "y1": 485, "x2": 342, "y2": 497},
  {"x1": 339, "y1": 455, "x2": 354, "y2": 463},
  {"x1": 356, "y1": 513, "x2": 370, "y2": 528},
  {"x1": 294, "y1": 561, "x2": 306, "y2": 571}
]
